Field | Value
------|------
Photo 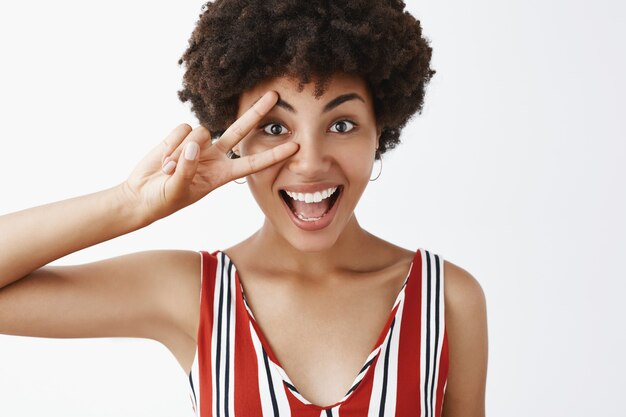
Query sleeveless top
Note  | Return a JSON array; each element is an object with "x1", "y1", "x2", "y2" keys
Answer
[{"x1": 184, "y1": 248, "x2": 448, "y2": 416}]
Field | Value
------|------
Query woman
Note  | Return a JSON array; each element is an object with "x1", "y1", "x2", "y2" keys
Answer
[{"x1": 0, "y1": 0, "x2": 488, "y2": 416}]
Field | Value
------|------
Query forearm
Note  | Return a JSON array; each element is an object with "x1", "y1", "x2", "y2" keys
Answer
[{"x1": 0, "y1": 183, "x2": 149, "y2": 288}]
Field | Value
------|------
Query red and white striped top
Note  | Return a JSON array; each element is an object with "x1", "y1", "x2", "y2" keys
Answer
[{"x1": 185, "y1": 248, "x2": 448, "y2": 416}]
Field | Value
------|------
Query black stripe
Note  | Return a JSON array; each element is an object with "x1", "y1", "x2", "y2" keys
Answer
[
  {"x1": 215, "y1": 253, "x2": 226, "y2": 417},
  {"x1": 326, "y1": 409, "x2": 333, "y2": 416},
  {"x1": 358, "y1": 356, "x2": 376, "y2": 375},
  {"x1": 284, "y1": 380, "x2": 300, "y2": 393},
  {"x1": 345, "y1": 379, "x2": 362, "y2": 396},
  {"x1": 189, "y1": 372, "x2": 197, "y2": 408},
  {"x1": 424, "y1": 250, "x2": 432, "y2": 417},
  {"x1": 378, "y1": 317, "x2": 397, "y2": 417},
  {"x1": 344, "y1": 354, "x2": 375, "y2": 396},
  {"x1": 225, "y1": 260, "x2": 233, "y2": 417},
  {"x1": 429, "y1": 255, "x2": 441, "y2": 412},
  {"x1": 262, "y1": 349, "x2": 280, "y2": 416}
]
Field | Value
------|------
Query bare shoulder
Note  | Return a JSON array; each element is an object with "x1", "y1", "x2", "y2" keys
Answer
[
  {"x1": 444, "y1": 260, "x2": 487, "y2": 313},
  {"x1": 442, "y1": 259, "x2": 488, "y2": 417}
]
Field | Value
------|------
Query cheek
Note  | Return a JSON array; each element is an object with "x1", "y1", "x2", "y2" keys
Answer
[
  {"x1": 246, "y1": 162, "x2": 282, "y2": 203},
  {"x1": 339, "y1": 143, "x2": 377, "y2": 178}
]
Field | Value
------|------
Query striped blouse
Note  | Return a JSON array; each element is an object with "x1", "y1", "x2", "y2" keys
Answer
[{"x1": 185, "y1": 248, "x2": 448, "y2": 416}]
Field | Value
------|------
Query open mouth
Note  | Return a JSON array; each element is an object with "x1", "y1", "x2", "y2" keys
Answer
[{"x1": 279, "y1": 185, "x2": 343, "y2": 222}]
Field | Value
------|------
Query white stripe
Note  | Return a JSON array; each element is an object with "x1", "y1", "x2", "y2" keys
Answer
[
  {"x1": 431, "y1": 254, "x2": 445, "y2": 414},
  {"x1": 366, "y1": 263, "x2": 412, "y2": 417},
  {"x1": 249, "y1": 323, "x2": 292, "y2": 416},
  {"x1": 319, "y1": 406, "x2": 341, "y2": 417},
  {"x1": 367, "y1": 328, "x2": 390, "y2": 415},
  {"x1": 218, "y1": 257, "x2": 229, "y2": 417},
  {"x1": 211, "y1": 253, "x2": 223, "y2": 417},
  {"x1": 419, "y1": 248, "x2": 429, "y2": 417},
  {"x1": 420, "y1": 250, "x2": 446, "y2": 417},
  {"x1": 227, "y1": 261, "x2": 237, "y2": 417},
  {"x1": 187, "y1": 251, "x2": 204, "y2": 416},
  {"x1": 427, "y1": 251, "x2": 436, "y2": 417},
  {"x1": 189, "y1": 346, "x2": 200, "y2": 416},
  {"x1": 382, "y1": 291, "x2": 406, "y2": 416},
  {"x1": 273, "y1": 363, "x2": 292, "y2": 416},
  {"x1": 199, "y1": 251, "x2": 204, "y2": 307}
]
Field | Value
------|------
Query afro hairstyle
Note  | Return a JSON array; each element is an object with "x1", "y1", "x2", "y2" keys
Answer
[{"x1": 177, "y1": 0, "x2": 435, "y2": 159}]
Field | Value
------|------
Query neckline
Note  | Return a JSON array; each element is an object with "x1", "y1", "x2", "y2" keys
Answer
[{"x1": 218, "y1": 249, "x2": 420, "y2": 410}]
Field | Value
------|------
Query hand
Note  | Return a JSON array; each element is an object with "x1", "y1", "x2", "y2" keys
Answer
[{"x1": 121, "y1": 90, "x2": 299, "y2": 223}]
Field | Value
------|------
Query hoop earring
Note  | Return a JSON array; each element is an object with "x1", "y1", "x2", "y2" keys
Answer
[
  {"x1": 234, "y1": 177, "x2": 247, "y2": 184},
  {"x1": 369, "y1": 157, "x2": 383, "y2": 181}
]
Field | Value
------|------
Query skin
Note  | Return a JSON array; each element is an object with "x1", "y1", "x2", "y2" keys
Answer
[
  {"x1": 219, "y1": 72, "x2": 489, "y2": 412},
  {"x1": 0, "y1": 71, "x2": 487, "y2": 415}
]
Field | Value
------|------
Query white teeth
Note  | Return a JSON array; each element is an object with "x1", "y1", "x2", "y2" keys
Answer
[
  {"x1": 296, "y1": 212, "x2": 322, "y2": 222},
  {"x1": 285, "y1": 186, "x2": 338, "y2": 203}
]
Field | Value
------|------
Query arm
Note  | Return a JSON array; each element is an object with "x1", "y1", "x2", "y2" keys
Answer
[
  {"x1": 0, "y1": 98, "x2": 299, "y2": 372},
  {"x1": 441, "y1": 260, "x2": 489, "y2": 417},
  {"x1": 0, "y1": 183, "x2": 147, "y2": 289}
]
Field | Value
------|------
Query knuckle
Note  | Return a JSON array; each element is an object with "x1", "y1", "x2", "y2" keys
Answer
[
  {"x1": 251, "y1": 105, "x2": 263, "y2": 117},
  {"x1": 213, "y1": 139, "x2": 228, "y2": 154},
  {"x1": 232, "y1": 123, "x2": 246, "y2": 138},
  {"x1": 248, "y1": 154, "x2": 258, "y2": 172}
]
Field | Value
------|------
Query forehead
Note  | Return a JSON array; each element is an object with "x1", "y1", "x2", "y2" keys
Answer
[{"x1": 237, "y1": 72, "x2": 371, "y2": 114}]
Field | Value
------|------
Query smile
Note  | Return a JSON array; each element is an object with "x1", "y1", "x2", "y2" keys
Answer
[{"x1": 279, "y1": 185, "x2": 343, "y2": 229}]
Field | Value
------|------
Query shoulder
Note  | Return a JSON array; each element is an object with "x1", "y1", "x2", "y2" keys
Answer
[
  {"x1": 443, "y1": 259, "x2": 487, "y2": 315},
  {"x1": 442, "y1": 258, "x2": 488, "y2": 343},
  {"x1": 441, "y1": 258, "x2": 488, "y2": 416}
]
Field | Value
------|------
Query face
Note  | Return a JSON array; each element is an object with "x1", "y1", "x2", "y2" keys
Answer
[{"x1": 236, "y1": 72, "x2": 382, "y2": 252}]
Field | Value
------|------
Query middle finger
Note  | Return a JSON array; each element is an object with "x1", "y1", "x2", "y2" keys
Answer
[{"x1": 212, "y1": 90, "x2": 278, "y2": 155}]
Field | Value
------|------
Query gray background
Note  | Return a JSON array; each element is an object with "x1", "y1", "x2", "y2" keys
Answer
[{"x1": 1, "y1": 0, "x2": 624, "y2": 415}]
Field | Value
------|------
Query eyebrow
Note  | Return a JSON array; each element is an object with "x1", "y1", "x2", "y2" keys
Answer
[{"x1": 248, "y1": 92, "x2": 366, "y2": 114}]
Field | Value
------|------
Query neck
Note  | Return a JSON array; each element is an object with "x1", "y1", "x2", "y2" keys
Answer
[{"x1": 247, "y1": 214, "x2": 376, "y2": 278}]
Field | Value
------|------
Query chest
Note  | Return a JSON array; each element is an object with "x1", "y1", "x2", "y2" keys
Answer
[{"x1": 238, "y1": 267, "x2": 409, "y2": 407}]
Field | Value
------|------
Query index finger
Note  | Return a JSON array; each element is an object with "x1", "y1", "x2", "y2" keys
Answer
[{"x1": 212, "y1": 90, "x2": 278, "y2": 155}]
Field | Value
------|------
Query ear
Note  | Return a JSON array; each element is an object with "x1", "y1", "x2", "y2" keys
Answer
[{"x1": 376, "y1": 125, "x2": 383, "y2": 150}]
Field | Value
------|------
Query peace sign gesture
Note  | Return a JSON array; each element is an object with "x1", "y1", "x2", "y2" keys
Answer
[{"x1": 121, "y1": 91, "x2": 298, "y2": 223}]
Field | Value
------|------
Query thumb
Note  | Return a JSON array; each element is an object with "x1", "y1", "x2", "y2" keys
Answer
[{"x1": 164, "y1": 141, "x2": 200, "y2": 201}]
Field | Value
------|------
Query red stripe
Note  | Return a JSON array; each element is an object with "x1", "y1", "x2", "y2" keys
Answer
[
  {"x1": 234, "y1": 270, "x2": 265, "y2": 416},
  {"x1": 197, "y1": 251, "x2": 218, "y2": 417},
  {"x1": 395, "y1": 249, "x2": 423, "y2": 412}
]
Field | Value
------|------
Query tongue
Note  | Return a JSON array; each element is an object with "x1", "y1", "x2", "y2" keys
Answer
[{"x1": 291, "y1": 198, "x2": 331, "y2": 218}]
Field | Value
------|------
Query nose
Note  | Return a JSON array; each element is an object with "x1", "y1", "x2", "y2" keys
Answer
[{"x1": 286, "y1": 133, "x2": 332, "y2": 178}]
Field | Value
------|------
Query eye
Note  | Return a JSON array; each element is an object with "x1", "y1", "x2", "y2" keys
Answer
[
  {"x1": 329, "y1": 119, "x2": 357, "y2": 134},
  {"x1": 261, "y1": 122, "x2": 289, "y2": 136}
]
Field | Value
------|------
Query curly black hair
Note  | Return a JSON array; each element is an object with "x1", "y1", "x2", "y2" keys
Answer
[{"x1": 177, "y1": 0, "x2": 435, "y2": 159}]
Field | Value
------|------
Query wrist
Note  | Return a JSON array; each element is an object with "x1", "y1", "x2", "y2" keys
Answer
[{"x1": 113, "y1": 182, "x2": 155, "y2": 228}]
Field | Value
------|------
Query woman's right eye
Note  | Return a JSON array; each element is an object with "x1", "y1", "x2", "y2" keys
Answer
[{"x1": 261, "y1": 122, "x2": 289, "y2": 136}]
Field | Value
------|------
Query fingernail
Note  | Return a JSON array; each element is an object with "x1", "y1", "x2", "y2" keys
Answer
[
  {"x1": 185, "y1": 142, "x2": 199, "y2": 160},
  {"x1": 162, "y1": 160, "x2": 176, "y2": 174}
]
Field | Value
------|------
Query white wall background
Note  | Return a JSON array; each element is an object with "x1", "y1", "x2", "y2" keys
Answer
[{"x1": 0, "y1": 0, "x2": 624, "y2": 416}]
